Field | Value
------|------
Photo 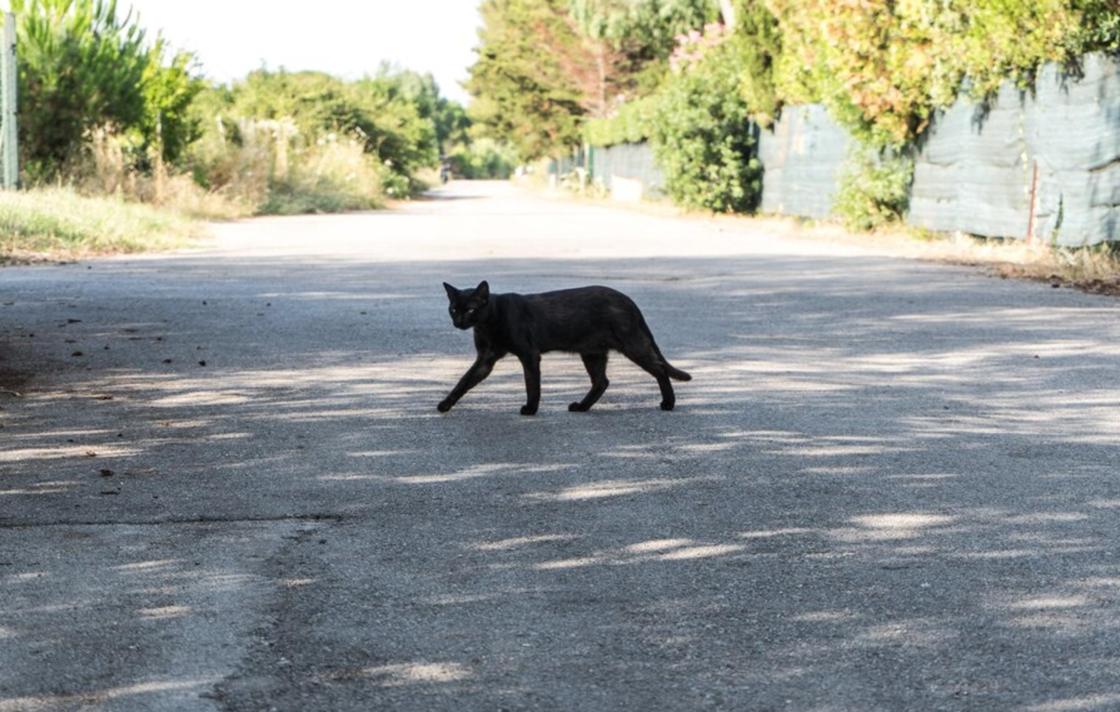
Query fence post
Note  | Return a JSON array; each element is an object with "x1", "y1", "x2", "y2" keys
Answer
[
  {"x1": 1, "y1": 10, "x2": 16, "y2": 189},
  {"x1": 1026, "y1": 159, "x2": 1039, "y2": 245}
]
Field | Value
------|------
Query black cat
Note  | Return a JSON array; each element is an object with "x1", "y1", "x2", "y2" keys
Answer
[{"x1": 439, "y1": 281, "x2": 691, "y2": 415}]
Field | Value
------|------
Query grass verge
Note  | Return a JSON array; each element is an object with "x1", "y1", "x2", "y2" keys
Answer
[
  {"x1": 0, "y1": 187, "x2": 199, "y2": 262},
  {"x1": 917, "y1": 234, "x2": 1120, "y2": 296},
  {"x1": 753, "y1": 221, "x2": 1120, "y2": 296},
  {"x1": 761, "y1": 221, "x2": 1120, "y2": 297}
]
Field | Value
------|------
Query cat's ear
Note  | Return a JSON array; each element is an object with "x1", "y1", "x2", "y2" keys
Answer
[
  {"x1": 476, "y1": 280, "x2": 490, "y2": 300},
  {"x1": 443, "y1": 282, "x2": 458, "y2": 300}
]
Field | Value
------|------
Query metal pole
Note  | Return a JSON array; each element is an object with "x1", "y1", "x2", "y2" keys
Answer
[
  {"x1": 1026, "y1": 159, "x2": 1039, "y2": 245},
  {"x1": 1, "y1": 11, "x2": 17, "y2": 189}
]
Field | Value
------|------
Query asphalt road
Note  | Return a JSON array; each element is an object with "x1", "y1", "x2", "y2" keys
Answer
[{"x1": 2, "y1": 181, "x2": 1119, "y2": 712}]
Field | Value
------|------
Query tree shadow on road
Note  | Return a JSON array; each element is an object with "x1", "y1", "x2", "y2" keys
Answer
[{"x1": 2, "y1": 252, "x2": 1119, "y2": 710}]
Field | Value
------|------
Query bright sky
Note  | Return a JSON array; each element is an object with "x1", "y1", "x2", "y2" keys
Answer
[{"x1": 124, "y1": 1, "x2": 483, "y2": 104}]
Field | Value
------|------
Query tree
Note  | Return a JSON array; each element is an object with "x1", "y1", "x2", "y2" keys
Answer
[
  {"x1": 139, "y1": 40, "x2": 204, "y2": 166},
  {"x1": 374, "y1": 68, "x2": 471, "y2": 153},
  {"x1": 467, "y1": 0, "x2": 718, "y2": 158},
  {"x1": 13, "y1": 0, "x2": 150, "y2": 178},
  {"x1": 568, "y1": 0, "x2": 717, "y2": 98},
  {"x1": 467, "y1": 0, "x2": 593, "y2": 159},
  {"x1": 569, "y1": 0, "x2": 716, "y2": 61},
  {"x1": 11, "y1": 0, "x2": 204, "y2": 179}
]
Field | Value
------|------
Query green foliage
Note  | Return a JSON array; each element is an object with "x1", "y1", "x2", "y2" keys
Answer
[
  {"x1": 584, "y1": 94, "x2": 657, "y2": 145},
  {"x1": 569, "y1": 0, "x2": 717, "y2": 59},
  {"x1": 764, "y1": 0, "x2": 1119, "y2": 148},
  {"x1": 261, "y1": 139, "x2": 384, "y2": 215},
  {"x1": 1072, "y1": 0, "x2": 1120, "y2": 51},
  {"x1": 578, "y1": 1, "x2": 723, "y2": 146},
  {"x1": 467, "y1": 0, "x2": 590, "y2": 159},
  {"x1": 11, "y1": 0, "x2": 203, "y2": 180},
  {"x1": 472, "y1": 0, "x2": 1120, "y2": 223},
  {"x1": 197, "y1": 69, "x2": 437, "y2": 197},
  {"x1": 13, "y1": 0, "x2": 149, "y2": 178},
  {"x1": 3, "y1": 2, "x2": 477, "y2": 220},
  {"x1": 183, "y1": 66, "x2": 488, "y2": 213},
  {"x1": 756, "y1": 0, "x2": 1120, "y2": 226},
  {"x1": 448, "y1": 138, "x2": 519, "y2": 179},
  {"x1": 373, "y1": 67, "x2": 471, "y2": 152},
  {"x1": 468, "y1": 0, "x2": 717, "y2": 159},
  {"x1": 138, "y1": 41, "x2": 204, "y2": 166},
  {"x1": 833, "y1": 149, "x2": 913, "y2": 231},
  {"x1": 649, "y1": 41, "x2": 761, "y2": 212},
  {"x1": 728, "y1": 1, "x2": 781, "y2": 127}
]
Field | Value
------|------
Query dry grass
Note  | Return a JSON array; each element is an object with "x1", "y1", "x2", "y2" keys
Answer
[
  {"x1": 81, "y1": 129, "x2": 252, "y2": 220},
  {"x1": 905, "y1": 233, "x2": 1120, "y2": 295},
  {"x1": 262, "y1": 138, "x2": 384, "y2": 215},
  {"x1": 80, "y1": 125, "x2": 385, "y2": 220},
  {"x1": 764, "y1": 223, "x2": 1120, "y2": 297},
  {"x1": 0, "y1": 187, "x2": 199, "y2": 262},
  {"x1": 0, "y1": 125, "x2": 393, "y2": 262},
  {"x1": 188, "y1": 121, "x2": 383, "y2": 216}
]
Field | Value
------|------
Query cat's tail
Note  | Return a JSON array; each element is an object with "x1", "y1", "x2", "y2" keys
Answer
[{"x1": 638, "y1": 317, "x2": 692, "y2": 381}]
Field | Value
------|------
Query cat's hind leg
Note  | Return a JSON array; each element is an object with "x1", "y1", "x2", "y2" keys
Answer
[
  {"x1": 570, "y1": 353, "x2": 609, "y2": 412},
  {"x1": 622, "y1": 346, "x2": 675, "y2": 411}
]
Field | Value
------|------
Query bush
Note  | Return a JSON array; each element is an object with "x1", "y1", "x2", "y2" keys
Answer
[
  {"x1": 187, "y1": 118, "x2": 383, "y2": 216},
  {"x1": 584, "y1": 94, "x2": 658, "y2": 146},
  {"x1": 262, "y1": 138, "x2": 383, "y2": 215},
  {"x1": 12, "y1": 0, "x2": 202, "y2": 180},
  {"x1": 448, "y1": 138, "x2": 518, "y2": 179},
  {"x1": 649, "y1": 38, "x2": 761, "y2": 213},
  {"x1": 765, "y1": 0, "x2": 1119, "y2": 148},
  {"x1": 1073, "y1": 0, "x2": 1120, "y2": 52},
  {"x1": 193, "y1": 70, "x2": 436, "y2": 200},
  {"x1": 183, "y1": 116, "x2": 273, "y2": 212},
  {"x1": 74, "y1": 128, "x2": 245, "y2": 219},
  {"x1": 833, "y1": 149, "x2": 913, "y2": 231},
  {"x1": 138, "y1": 40, "x2": 204, "y2": 167}
]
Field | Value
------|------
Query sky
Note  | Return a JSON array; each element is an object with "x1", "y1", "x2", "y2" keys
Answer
[{"x1": 124, "y1": 1, "x2": 483, "y2": 104}]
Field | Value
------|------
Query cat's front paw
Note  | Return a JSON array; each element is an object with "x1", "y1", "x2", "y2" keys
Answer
[
  {"x1": 437, "y1": 399, "x2": 453, "y2": 413},
  {"x1": 569, "y1": 402, "x2": 589, "y2": 412},
  {"x1": 520, "y1": 404, "x2": 538, "y2": 416},
  {"x1": 660, "y1": 400, "x2": 675, "y2": 411}
]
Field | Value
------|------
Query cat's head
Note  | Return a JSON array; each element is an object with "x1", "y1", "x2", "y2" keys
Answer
[{"x1": 443, "y1": 280, "x2": 490, "y2": 330}]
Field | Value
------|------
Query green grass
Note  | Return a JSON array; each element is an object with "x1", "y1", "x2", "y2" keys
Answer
[{"x1": 0, "y1": 187, "x2": 198, "y2": 260}]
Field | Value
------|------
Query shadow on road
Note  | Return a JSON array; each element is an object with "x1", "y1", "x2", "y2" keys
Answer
[{"x1": 2, "y1": 251, "x2": 1119, "y2": 709}]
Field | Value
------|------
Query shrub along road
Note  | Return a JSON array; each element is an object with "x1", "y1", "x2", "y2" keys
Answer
[{"x1": 1, "y1": 181, "x2": 1119, "y2": 711}]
